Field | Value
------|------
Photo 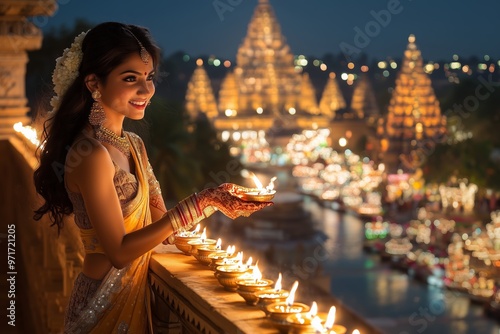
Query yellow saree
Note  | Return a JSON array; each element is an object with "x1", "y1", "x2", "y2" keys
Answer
[{"x1": 66, "y1": 134, "x2": 152, "y2": 333}]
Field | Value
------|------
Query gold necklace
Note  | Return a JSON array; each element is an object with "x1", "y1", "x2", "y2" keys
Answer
[{"x1": 95, "y1": 126, "x2": 130, "y2": 158}]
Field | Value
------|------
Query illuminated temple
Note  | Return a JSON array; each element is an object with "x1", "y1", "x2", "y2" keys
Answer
[
  {"x1": 185, "y1": 61, "x2": 219, "y2": 120},
  {"x1": 350, "y1": 72, "x2": 380, "y2": 122},
  {"x1": 377, "y1": 35, "x2": 447, "y2": 172},
  {"x1": 187, "y1": 2, "x2": 447, "y2": 172},
  {"x1": 319, "y1": 72, "x2": 346, "y2": 118},
  {"x1": 185, "y1": 0, "x2": 331, "y2": 133}
]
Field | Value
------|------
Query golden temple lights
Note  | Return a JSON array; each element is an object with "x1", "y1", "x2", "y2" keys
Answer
[{"x1": 378, "y1": 34, "x2": 446, "y2": 170}]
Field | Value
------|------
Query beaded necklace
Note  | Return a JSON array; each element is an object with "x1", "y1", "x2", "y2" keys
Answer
[{"x1": 95, "y1": 126, "x2": 130, "y2": 158}]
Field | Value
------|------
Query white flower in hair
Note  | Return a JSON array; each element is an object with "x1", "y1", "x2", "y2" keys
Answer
[{"x1": 49, "y1": 31, "x2": 88, "y2": 113}]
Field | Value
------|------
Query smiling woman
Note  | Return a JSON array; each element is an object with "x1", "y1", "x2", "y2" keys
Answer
[{"x1": 32, "y1": 22, "x2": 272, "y2": 334}]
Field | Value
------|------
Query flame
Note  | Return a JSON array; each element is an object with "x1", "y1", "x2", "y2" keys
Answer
[
  {"x1": 307, "y1": 301, "x2": 318, "y2": 317},
  {"x1": 266, "y1": 176, "x2": 277, "y2": 191},
  {"x1": 285, "y1": 281, "x2": 299, "y2": 306},
  {"x1": 215, "y1": 238, "x2": 222, "y2": 249},
  {"x1": 252, "y1": 263, "x2": 262, "y2": 280},
  {"x1": 226, "y1": 245, "x2": 235, "y2": 255},
  {"x1": 325, "y1": 306, "x2": 336, "y2": 329},
  {"x1": 245, "y1": 256, "x2": 253, "y2": 268},
  {"x1": 236, "y1": 252, "x2": 243, "y2": 263},
  {"x1": 249, "y1": 172, "x2": 277, "y2": 193},
  {"x1": 274, "y1": 273, "x2": 282, "y2": 291},
  {"x1": 251, "y1": 172, "x2": 263, "y2": 190},
  {"x1": 311, "y1": 316, "x2": 323, "y2": 331},
  {"x1": 13, "y1": 122, "x2": 41, "y2": 147},
  {"x1": 352, "y1": 330, "x2": 360, "y2": 334},
  {"x1": 201, "y1": 227, "x2": 207, "y2": 242},
  {"x1": 193, "y1": 224, "x2": 201, "y2": 234},
  {"x1": 295, "y1": 313, "x2": 305, "y2": 324}
]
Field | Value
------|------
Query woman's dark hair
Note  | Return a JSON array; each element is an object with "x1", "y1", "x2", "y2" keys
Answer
[{"x1": 33, "y1": 22, "x2": 161, "y2": 232}]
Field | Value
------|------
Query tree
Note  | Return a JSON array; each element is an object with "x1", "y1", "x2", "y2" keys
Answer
[
  {"x1": 143, "y1": 99, "x2": 203, "y2": 201},
  {"x1": 423, "y1": 75, "x2": 500, "y2": 190},
  {"x1": 190, "y1": 112, "x2": 243, "y2": 190}
]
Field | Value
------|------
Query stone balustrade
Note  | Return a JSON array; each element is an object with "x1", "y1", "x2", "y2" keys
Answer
[{"x1": 149, "y1": 245, "x2": 382, "y2": 334}]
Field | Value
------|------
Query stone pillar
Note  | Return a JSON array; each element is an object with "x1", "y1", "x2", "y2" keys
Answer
[{"x1": 0, "y1": 1, "x2": 57, "y2": 138}]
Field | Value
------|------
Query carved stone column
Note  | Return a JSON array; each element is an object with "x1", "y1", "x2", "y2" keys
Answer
[{"x1": 0, "y1": 0, "x2": 56, "y2": 138}]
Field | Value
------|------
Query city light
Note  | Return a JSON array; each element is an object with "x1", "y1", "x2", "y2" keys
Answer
[{"x1": 13, "y1": 122, "x2": 40, "y2": 147}]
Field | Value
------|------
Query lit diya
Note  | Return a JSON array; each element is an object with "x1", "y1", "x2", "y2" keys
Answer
[
  {"x1": 195, "y1": 238, "x2": 226, "y2": 265},
  {"x1": 209, "y1": 245, "x2": 237, "y2": 270},
  {"x1": 236, "y1": 173, "x2": 276, "y2": 202},
  {"x1": 213, "y1": 251, "x2": 244, "y2": 274},
  {"x1": 322, "y1": 306, "x2": 347, "y2": 334},
  {"x1": 214, "y1": 259, "x2": 252, "y2": 292},
  {"x1": 287, "y1": 304, "x2": 347, "y2": 334},
  {"x1": 255, "y1": 273, "x2": 290, "y2": 311},
  {"x1": 174, "y1": 224, "x2": 202, "y2": 255},
  {"x1": 265, "y1": 281, "x2": 310, "y2": 333},
  {"x1": 187, "y1": 228, "x2": 216, "y2": 256},
  {"x1": 236, "y1": 264, "x2": 274, "y2": 305}
]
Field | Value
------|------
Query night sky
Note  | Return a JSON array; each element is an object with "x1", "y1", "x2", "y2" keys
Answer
[{"x1": 41, "y1": 0, "x2": 500, "y2": 61}]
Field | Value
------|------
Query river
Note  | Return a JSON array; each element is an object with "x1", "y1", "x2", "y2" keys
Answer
[{"x1": 303, "y1": 196, "x2": 500, "y2": 334}]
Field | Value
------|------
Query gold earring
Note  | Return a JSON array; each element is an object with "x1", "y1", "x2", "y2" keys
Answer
[
  {"x1": 89, "y1": 91, "x2": 105, "y2": 127},
  {"x1": 91, "y1": 90, "x2": 101, "y2": 100}
]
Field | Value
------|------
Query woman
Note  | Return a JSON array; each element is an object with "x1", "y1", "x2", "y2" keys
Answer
[{"x1": 33, "y1": 22, "x2": 271, "y2": 333}]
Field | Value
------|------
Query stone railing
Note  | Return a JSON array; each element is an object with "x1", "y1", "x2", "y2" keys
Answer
[
  {"x1": 149, "y1": 247, "x2": 275, "y2": 334},
  {"x1": 149, "y1": 245, "x2": 383, "y2": 334}
]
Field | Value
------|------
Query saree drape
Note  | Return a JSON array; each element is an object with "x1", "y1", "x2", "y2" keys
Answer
[{"x1": 65, "y1": 133, "x2": 152, "y2": 333}]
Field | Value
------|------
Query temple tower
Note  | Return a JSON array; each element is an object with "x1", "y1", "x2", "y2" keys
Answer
[
  {"x1": 233, "y1": 0, "x2": 299, "y2": 117},
  {"x1": 0, "y1": 0, "x2": 56, "y2": 138},
  {"x1": 350, "y1": 73, "x2": 379, "y2": 122},
  {"x1": 211, "y1": 0, "x2": 329, "y2": 133},
  {"x1": 319, "y1": 72, "x2": 346, "y2": 119},
  {"x1": 218, "y1": 70, "x2": 239, "y2": 116},
  {"x1": 185, "y1": 60, "x2": 219, "y2": 120},
  {"x1": 298, "y1": 72, "x2": 319, "y2": 115},
  {"x1": 378, "y1": 35, "x2": 446, "y2": 172}
]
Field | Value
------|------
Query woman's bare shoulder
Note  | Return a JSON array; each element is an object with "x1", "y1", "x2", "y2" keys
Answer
[{"x1": 65, "y1": 134, "x2": 114, "y2": 190}]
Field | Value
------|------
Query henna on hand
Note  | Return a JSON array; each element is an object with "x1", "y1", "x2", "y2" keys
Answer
[{"x1": 198, "y1": 183, "x2": 272, "y2": 219}]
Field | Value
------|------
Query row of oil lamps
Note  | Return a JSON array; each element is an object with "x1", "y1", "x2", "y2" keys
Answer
[{"x1": 174, "y1": 225, "x2": 361, "y2": 334}]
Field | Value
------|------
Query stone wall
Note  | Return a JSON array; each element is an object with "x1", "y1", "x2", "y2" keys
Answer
[{"x1": 0, "y1": 138, "x2": 83, "y2": 333}]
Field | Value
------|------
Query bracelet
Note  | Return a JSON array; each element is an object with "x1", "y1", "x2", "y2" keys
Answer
[{"x1": 164, "y1": 193, "x2": 206, "y2": 233}]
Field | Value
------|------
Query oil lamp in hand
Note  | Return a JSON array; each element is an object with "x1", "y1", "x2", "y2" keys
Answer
[{"x1": 238, "y1": 174, "x2": 277, "y2": 202}]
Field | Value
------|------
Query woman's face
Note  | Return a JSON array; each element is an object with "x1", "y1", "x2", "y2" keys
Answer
[{"x1": 98, "y1": 53, "x2": 155, "y2": 122}]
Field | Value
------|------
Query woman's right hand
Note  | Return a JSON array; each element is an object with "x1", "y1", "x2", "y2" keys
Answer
[{"x1": 197, "y1": 183, "x2": 273, "y2": 219}]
